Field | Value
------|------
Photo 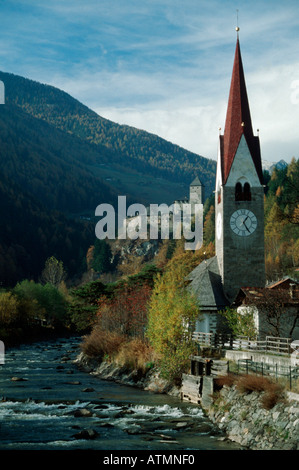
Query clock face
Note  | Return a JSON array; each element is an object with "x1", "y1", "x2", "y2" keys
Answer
[
  {"x1": 216, "y1": 213, "x2": 222, "y2": 240},
  {"x1": 230, "y1": 209, "x2": 257, "y2": 236}
]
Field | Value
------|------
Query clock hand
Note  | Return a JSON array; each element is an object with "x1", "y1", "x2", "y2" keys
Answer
[
  {"x1": 243, "y1": 220, "x2": 250, "y2": 232},
  {"x1": 242, "y1": 216, "x2": 250, "y2": 232}
]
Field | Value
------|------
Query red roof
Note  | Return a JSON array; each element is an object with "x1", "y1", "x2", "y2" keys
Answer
[
  {"x1": 220, "y1": 38, "x2": 263, "y2": 184},
  {"x1": 235, "y1": 286, "x2": 298, "y2": 305}
]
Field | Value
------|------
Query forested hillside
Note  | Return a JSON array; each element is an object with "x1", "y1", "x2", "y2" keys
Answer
[
  {"x1": 0, "y1": 104, "x2": 118, "y2": 213},
  {"x1": 0, "y1": 103, "x2": 119, "y2": 286},
  {"x1": 0, "y1": 70, "x2": 216, "y2": 198},
  {"x1": 0, "y1": 170, "x2": 94, "y2": 286},
  {"x1": 0, "y1": 70, "x2": 217, "y2": 286}
]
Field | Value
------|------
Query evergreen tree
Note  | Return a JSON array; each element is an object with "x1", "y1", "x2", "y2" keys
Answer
[{"x1": 92, "y1": 240, "x2": 113, "y2": 274}]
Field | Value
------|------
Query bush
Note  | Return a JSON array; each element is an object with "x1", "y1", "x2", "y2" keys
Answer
[
  {"x1": 214, "y1": 374, "x2": 285, "y2": 410},
  {"x1": 115, "y1": 338, "x2": 155, "y2": 373},
  {"x1": 236, "y1": 374, "x2": 284, "y2": 409},
  {"x1": 261, "y1": 387, "x2": 283, "y2": 410},
  {"x1": 236, "y1": 375, "x2": 273, "y2": 393},
  {"x1": 80, "y1": 326, "x2": 126, "y2": 360},
  {"x1": 214, "y1": 374, "x2": 237, "y2": 390}
]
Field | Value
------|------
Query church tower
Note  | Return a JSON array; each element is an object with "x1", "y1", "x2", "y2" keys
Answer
[{"x1": 215, "y1": 33, "x2": 266, "y2": 302}]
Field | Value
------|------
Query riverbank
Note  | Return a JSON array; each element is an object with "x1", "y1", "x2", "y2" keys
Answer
[
  {"x1": 75, "y1": 352, "x2": 299, "y2": 451},
  {"x1": 74, "y1": 351, "x2": 181, "y2": 397}
]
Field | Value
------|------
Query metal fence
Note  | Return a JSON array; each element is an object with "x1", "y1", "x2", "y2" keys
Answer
[
  {"x1": 237, "y1": 358, "x2": 299, "y2": 391},
  {"x1": 192, "y1": 331, "x2": 299, "y2": 391}
]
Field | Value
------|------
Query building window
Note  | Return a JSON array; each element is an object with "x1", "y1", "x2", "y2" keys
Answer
[
  {"x1": 235, "y1": 182, "x2": 251, "y2": 201},
  {"x1": 235, "y1": 182, "x2": 243, "y2": 201},
  {"x1": 243, "y1": 182, "x2": 251, "y2": 201}
]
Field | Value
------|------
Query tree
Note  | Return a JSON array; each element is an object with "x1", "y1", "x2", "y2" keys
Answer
[
  {"x1": 41, "y1": 256, "x2": 66, "y2": 287},
  {"x1": 92, "y1": 240, "x2": 113, "y2": 274},
  {"x1": 203, "y1": 204, "x2": 215, "y2": 245},
  {"x1": 220, "y1": 307, "x2": 257, "y2": 339},
  {"x1": 13, "y1": 279, "x2": 68, "y2": 326},
  {"x1": 96, "y1": 282, "x2": 152, "y2": 338},
  {"x1": 252, "y1": 289, "x2": 299, "y2": 339},
  {"x1": 146, "y1": 253, "x2": 200, "y2": 382},
  {"x1": 0, "y1": 292, "x2": 19, "y2": 325}
]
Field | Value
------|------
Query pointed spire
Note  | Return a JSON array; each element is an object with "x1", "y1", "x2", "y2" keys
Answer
[
  {"x1": 190, "y1": 175, "x2": 203, "y2": 186},
  {"x1": 220, "y1": 37, "x2": 263, "y2": 184}
]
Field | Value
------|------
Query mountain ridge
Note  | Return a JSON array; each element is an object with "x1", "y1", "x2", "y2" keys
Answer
[
  {"x1": 0, "y1": 70, "x2": 216, "y2": 286},
  {"x1": 0, "y1": 70, "x2": 216, "y2": 200}
]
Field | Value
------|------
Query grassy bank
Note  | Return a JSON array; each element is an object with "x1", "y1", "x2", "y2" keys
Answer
[{"x1": 80, "y1": 327, "x2": 156, "y2": 376}]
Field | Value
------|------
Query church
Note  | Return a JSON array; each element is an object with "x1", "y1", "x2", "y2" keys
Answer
[{"x1": 187, "y1": 31, "x2": 266, "y2": 335}]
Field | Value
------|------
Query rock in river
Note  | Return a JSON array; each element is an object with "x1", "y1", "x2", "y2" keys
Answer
[
  {"x1": 73, "y1": 408, "x2": 93, "y2": 418},
  {"x1": 72, "y1": 428, "x2": 99, "y2": 440}
]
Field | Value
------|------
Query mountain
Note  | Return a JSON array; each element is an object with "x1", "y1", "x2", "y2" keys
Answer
[
  {"x1": 0, "y1": 104, "x2": 119, "y2": 214},
  {"x1": 0, "y1": 101, "x2": 121, "y2": 286},
  {"x1": 0, "y1": 171, "x2": 94, "y2": 286},
  {"x1": 0, "y1": 71, "x2": 216, "y2": 202},
  {"x1": 0, "y1": 70, "x2": 216, "y2": 286},
  {"x1": 262, "y1": 159, "x2": 288, "y2": 174}
]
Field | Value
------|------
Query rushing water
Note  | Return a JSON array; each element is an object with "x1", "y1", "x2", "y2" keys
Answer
[{"x1": 0, "y1": 337, "x2": 240, "y2": 451}]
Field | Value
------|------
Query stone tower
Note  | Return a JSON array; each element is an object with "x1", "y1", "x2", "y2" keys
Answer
[
  {"x1": 215, "y1": 36, "x2": 265, "y2": 302},
  {"x1": 189, "y1": 176, "x2": 204, "y2": 205}
]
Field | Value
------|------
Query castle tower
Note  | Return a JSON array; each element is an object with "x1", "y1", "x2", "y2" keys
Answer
[
  {"x1": 189, "y1": 176, "x2": 204, "y2": 205},
  {"x1": 215, "y1": 34, "x2": 266, "y2": 302}
]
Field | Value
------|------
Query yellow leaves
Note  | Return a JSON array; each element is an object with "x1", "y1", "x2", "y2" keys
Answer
[
  {"x1": 275, "y1": 186, "x2": 282, "y2": 197},
  {"x1": 0, "y1": 292, "x2": 19, "y2": 325},
  {"x1": 293, "y1": 239, "x2": 299, "y2": 266},
  {"x1": 293, "y1": 204, "x2": 299, "y2": 225},
  {"x1": 264, "y1": 158, "x2": 298, "y2": 281},
  {"x1": 146, "y1": 251, "x2": 200, "y2": 381}
]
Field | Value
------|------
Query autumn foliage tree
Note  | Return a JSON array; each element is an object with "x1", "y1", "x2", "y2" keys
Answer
[
  {"x1": 146, "y1": 251, "x2": 201, "y2": 382},
  {"x1": 96, "y1": 282, "x2": 152, "y2": 338},
  {"x1": 263, "y1": 158, "x2": 299, "y2": 281},
  {"x1": 0, "y1": 292, "x2": 19, "y2": 325},
  {"x1": 41, "y1": 256, "x2": 66, "y2": 287}
]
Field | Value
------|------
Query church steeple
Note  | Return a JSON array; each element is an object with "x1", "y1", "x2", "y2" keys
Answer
[
  {"x1": 220, "y1": 37, "x2": 263, "y2": 184},
  {"x1": 187, "y1": 29, "x2": 266, "y2": 335},
  {"x1": 215, "y1": 31, "x2": 266, "y2": 303}
]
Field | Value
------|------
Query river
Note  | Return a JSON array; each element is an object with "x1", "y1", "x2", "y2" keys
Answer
[{"x1": 0, "y1": 336, "x2": 241, "y2": 451}]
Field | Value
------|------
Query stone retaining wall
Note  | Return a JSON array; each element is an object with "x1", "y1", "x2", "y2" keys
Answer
[
  {"x1": 205, "y1": 384, "x2": 299, "y2": 450},
  {"x1": 75, "y1": 352, "x2": 299, "y2": 450}
]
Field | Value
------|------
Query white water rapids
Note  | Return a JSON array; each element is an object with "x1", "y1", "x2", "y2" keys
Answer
[{"x1": 0, "y1": 337, "x2": 240, "y2": 450}]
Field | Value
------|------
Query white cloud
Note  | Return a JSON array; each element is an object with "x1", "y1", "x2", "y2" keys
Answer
[
  {"x1": 97, "y1": 104, "x2": 223, "y2": 160},
  {"x1": 1, "y1": 0, "x2": 298, "y2": 164}
]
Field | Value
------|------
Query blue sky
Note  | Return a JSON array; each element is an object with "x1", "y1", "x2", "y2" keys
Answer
[{"x1": 1, "y1": 0, "x2": 299, "y2": 163}]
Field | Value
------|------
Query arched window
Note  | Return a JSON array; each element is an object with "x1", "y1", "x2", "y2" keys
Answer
[
  {"x1": 243, "y1": 182, "x2": 251, "y2": 201},
  {"x1": 235, "y1": 182, "x2": 243, "y2": 201}
]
